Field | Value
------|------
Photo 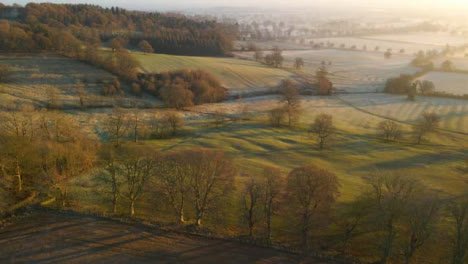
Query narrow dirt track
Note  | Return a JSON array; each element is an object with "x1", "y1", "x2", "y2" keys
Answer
[{"x1": 0, "y1": 211, "x2": 331, "y2": 264}]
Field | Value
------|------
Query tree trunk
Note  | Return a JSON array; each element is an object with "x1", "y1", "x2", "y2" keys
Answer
[
  {"x1": 302, "y1": 213, "x2": 310, "y2": 250},
  {"x1": 266, "y1": 209, "x2": 272, "y2": 243},
  {"x1": 319, "y1": 138, "x2": 324, "y2": 150},
  {"x1": 248, "y1": 210, "x2": 254, "y2": 237},
  {"x1": 112, "y1": 192, "x2": 117, "y2": 213},
  {"x1": 61, "y1": 186, "x2": 68, "y2": 208},
  {"x1": 302, "y1": 224, "x2": 309, "y2": 250},
  {"x1": 195, "y1": 208, "x2": 202, "y2": 226},
  {"x1": 130, "y1": 200, "x2": 135, "y2": 216},
  {"x1": 178, "y1": 207, "x2": 185, "y2": 223},
  {"x1": 405, "y1": 237, "x2": 417, "y2": 264},
  {"x1": 134, "y1": 126, "x2": 138, "y2": 142},
  {"x1": 416, "y1": 132, "x2": 423, "y2": 145},
  {"x1": 16, "y1": 164, "x2": 22, "y2": 193},
  {"x1": 382, "y1": 222, "x2": 395, "y2": 264}
]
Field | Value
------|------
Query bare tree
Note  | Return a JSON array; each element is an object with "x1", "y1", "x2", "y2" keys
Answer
[
  {"x1": 272, "y1": 46, "x2": 284, "y2": 68},
  {"x1": 261, "y1": 166, "x2": 283, "y2": 243},
  {"x1": 378, "y1": 120, "x2": 401, "y2": 142},
  {"x1": 269, "y1": 106, "x2": 286, "y2": 127},
  {"x1": 286, "y1": 164, "x2": 339, "y2": 250},
  {"x1": 163, "y1": 111, "x2": 184, "y2": 136},
  {"x1": 45, "y1": 86, "x2": 61, "y2": 109},
  {"x1": 157, "y1": 151, "x2": 191, "y2": 223},
  {"x1": 336, "y1": 196, "x2": 372, "y2": 255},
  {"x1": 1, "y1": 104, "x2": 36, "y2": 141},
  {"x1": 185, "y1": 148, "x2": 236, "y2": 226},
  {"x1": 401, "y1": 195, "x2": 440, "y2": 264},
  {"x1": 103, "y1": 107, "x2": 129, "y2": 147},
  {"x1": 242, "y1": 176, "x2": 262, "y2": 237},
  {"x1": 413, "y1": 112, "x2": 440, "y2": 144},
  {"x1": 309, "y1": 114, "x2": 335, "y2": 149},
  {"x1": 279, "y1": 79, "x2": 301, "y2": 127},
  {"x1": 367, "y1": 172, "x2": 418, "y2": 264},
  {"x1": 119, "y1": 144, "x2": 158, "y2": 216},
  {"x1": 98, "y1": 144, "x2": 121, "y2": 213},
  {"x1": 294, "y1": 57, "x2": 304, "y2": 70},
  {"x1": 419, "y1": 80, "x2": 435, "y2": 95},
  {"x1": 448, "y1": 198, "x2": 468, "y2": 264},
  {"x1": 130, "y1": 111, "x2": 142, "y2": 142}
]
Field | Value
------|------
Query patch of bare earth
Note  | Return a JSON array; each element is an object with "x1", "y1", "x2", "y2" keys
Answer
[{"x1": 0, "y1": 211, "x2": 334, "y2": 264}]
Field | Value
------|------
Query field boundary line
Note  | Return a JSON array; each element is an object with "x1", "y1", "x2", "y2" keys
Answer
[{"x1": 334, "y1": 95, "x2": 468, "y2": 136}]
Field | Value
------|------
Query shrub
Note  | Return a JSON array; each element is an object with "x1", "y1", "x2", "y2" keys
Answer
[{"x1": 131, "y1": 83, "x2": 142, "y2": 96}]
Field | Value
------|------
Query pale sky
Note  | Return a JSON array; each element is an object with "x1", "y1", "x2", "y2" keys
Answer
[{"x1": 3, "y1": 0, "x2": 468, "y2": 11}]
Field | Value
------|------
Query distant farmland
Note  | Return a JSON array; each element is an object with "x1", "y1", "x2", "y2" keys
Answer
[
  {"x1": 361, "y1": 32, "x2": 468, "y2": 47},
  {"x1": 262, "y1": 49, "x2": 417, "y2": 93},
  {"x1": 417, "y1": 72, "x2": 468, "y2": 96}
]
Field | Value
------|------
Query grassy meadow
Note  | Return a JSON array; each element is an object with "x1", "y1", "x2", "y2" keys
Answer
[
  {"x1": 68, "y1": 93, "x2": 468, "y2": 223},
  {"x1": 0, "y1": 53, "x2": 160, "y2": 108},
  {"x1": 133, "y1": 52, "x2": 295, "y2": 94},
  {"x1": 235, "y1": 49, "x2": 419, "y2": 92}
]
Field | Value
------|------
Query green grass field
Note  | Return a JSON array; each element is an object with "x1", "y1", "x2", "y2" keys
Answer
[
  {"x1": 69, "y1": 94, "x2": 468, "y2": 211},
  {"x1": 133, "y1": 52, "x2": 294, "y2": 94}
]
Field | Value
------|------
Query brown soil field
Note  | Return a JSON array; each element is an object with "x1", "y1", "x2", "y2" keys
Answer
[{"x1": 0, "y1": 211, "x2": 336, "y2": 264}]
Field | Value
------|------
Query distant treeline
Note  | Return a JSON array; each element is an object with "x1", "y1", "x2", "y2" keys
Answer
[{"x1": 0, "y1": 3, "x2": 237, "y2": 56}]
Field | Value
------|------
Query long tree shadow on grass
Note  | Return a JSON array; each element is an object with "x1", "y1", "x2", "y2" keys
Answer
[{"x1": 354, "y1": 149, "x2": 468, "y2": 171}]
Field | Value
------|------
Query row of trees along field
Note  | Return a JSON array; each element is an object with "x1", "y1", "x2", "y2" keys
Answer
[
  {"x1": 0, "y1": 3, "x2": 237, "y2": 56},
  {"x1": 265, "y1": 79, "x2": 443, "y2": 150},
  {"x1": 0, "y1": 106, "x2": 467, "y2": 263},
  {"x1": 385, "y1": 74, "x2": 468, "y2": 100}
]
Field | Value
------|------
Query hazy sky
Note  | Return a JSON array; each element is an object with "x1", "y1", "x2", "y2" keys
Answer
[{"x1": 3, "y1": 0, "x2": 468, "y2": 11}]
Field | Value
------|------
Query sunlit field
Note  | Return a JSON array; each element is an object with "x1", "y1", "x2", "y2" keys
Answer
[
  {"x1": 134, "y1": 52, "x2": 295, "y2": 94},
  {"x1": 0, "y1": 54, "x2": 159, "y2": 108},
  {"x1": 417, "y1": 71, "x2": 468, "y2": 96},
  {"x1": 2, "y1": 2, "x2": 468, "y2": 263}
]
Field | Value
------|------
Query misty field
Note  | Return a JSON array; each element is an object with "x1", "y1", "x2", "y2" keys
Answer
[
  {"x1": 308, "y1": 37, "x2": 440, "y2": 55},
  {"x1": 283, "y1": 49, "x2": 419, "y2": 92},
  {"x1": 0, "y1": 54, "x2": 158, "y2": 108},
  {"x1": 433, "y1": 57, "x2": 468, "y2": 71},
  {"x1": 134, "y1": 52, "x2": 294, "y2": 94},
  {"x1": 361, "y1": 32, "x2": 468, "y2": 47},
  {"x1": 417, "y1": 71, "x2": 468, "y2": 96}
]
